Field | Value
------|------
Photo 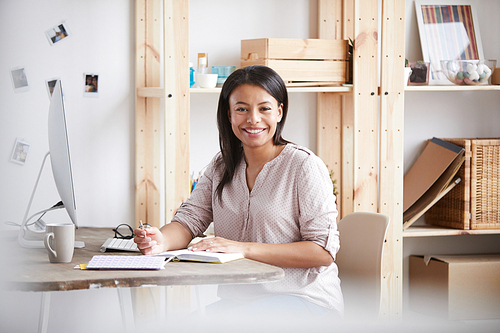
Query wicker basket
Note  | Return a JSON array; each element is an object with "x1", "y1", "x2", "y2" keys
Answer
[{"x1": 426, "y1": 138, "x2": 500, "y2": 229}]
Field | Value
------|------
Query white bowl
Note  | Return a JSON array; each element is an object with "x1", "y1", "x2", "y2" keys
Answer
[{"x1": 197, "y1": 74, "x2": 218, "y2": 88}]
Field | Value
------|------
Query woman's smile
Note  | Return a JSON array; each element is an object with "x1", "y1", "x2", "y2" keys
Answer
[{"x1": 243, "y1": 127, "x2": 266, "y2": 135}]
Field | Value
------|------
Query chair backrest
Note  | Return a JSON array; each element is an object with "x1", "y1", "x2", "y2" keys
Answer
[{"x1": 336, "y1": 212, "x2": 390, "y2": 321}]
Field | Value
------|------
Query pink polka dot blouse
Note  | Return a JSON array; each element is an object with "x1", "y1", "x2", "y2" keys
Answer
[{"x1": 173, "y1": 144, "x2": 343, "y2": 315}]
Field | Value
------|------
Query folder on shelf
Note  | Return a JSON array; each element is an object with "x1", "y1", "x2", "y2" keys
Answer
[
  {"x1": 403, "y1": 177, "x2": 461, "y2": 230},
  {"x1": 403, "y1": 138, "x2": 465, "y2": 229}
]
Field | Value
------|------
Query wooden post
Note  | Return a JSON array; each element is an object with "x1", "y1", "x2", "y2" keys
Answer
[
  {"x1": 135, "y1": 0, "x2": 162, "y2": 228},
  {"x1": 164, "y1": 0, "x2": 190, "y2": 221},
  {"x1": 352, "y1": 0, "x2": 378, "y2": 212},
  {"x1": 342, "y1": 0, "x2": 354, "y2": 218},
  {"x1": 317, "y1": 0, "x2": 344, "y2": 219},
  {"x1": 379, "y1": 0, "x2": 405, "y2": 319}
]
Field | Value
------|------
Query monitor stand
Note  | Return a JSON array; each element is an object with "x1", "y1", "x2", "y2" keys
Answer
[{"x1": 18, "y1": 152, "x2": 85, "y2": 249}]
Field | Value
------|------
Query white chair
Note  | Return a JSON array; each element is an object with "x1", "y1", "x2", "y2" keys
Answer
[{"x1": 336, "y1": 212, "x2": 390, "y2": 321}]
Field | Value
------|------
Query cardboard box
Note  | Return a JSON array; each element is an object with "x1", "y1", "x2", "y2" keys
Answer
[
  {"x1": 241, "y1": 38, "x2": 348, "y2": 85},
  {"x1": 409, "y1": 254, "x2": 500, "y2": 320}
]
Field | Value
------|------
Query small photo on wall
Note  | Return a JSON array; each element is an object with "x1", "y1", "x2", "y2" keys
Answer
[
  {"x1": 45, "y1": 21, "x2": 70, "y2": 46},
  {"x1": 84, "y1": 73, "x2": 99, "y2": 97},
  {"x1": 46, "y1": 78, "x2": 60, "y2": 98},
  {"x1": 11, "y1": 138, "x2": 31, "y2": 165},
  {"x1": 10, "y1": 67, "x2": 29, "y2": 92}
]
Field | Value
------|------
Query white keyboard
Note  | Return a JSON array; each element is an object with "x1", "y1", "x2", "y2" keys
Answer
[{"x1": 100, "y1": 238, "x2": 140, "y2": 253}]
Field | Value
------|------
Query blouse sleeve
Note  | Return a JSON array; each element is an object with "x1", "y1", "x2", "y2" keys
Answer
[
  {"x1": 297, "y1": 154, "x2": 340, "y2": 259},
  {"x1": 171, "y1": 155, "x2": 219, "y2": 238}
]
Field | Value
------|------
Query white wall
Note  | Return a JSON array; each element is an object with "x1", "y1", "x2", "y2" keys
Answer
[
  {"x1": 0, "y1": 1, "x2": 135, "y2": 331},
  {"x1": 1, "y1": 0, "x2": 499, "y2": 331},
  {"x1": 0, "y1": 0, "x2": 135, "y2": 230},
  {"x1": 189, "y1": 0, "x2": 319, "y2": 174}
]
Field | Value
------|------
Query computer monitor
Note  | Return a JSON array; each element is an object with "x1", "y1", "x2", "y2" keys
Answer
[
  {"x1": 48, "y1": 80, "x2": 77, "y2": 227},
  {"x1": 18, "y1": 80, "x2": 84, "y2": 248}
]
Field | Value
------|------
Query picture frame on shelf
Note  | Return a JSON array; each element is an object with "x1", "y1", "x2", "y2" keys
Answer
[{"x1": 415, "y1": 0, "x2": 484, "y2": 85}]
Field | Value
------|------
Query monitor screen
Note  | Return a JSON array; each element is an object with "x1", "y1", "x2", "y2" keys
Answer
[{"x1": 48, "y1": 80, "x2": 78, "y2": 227}]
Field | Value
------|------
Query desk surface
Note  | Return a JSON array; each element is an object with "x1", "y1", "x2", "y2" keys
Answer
[{"x1": 2, "y1": 228, "x2": 284, "y2": 292}]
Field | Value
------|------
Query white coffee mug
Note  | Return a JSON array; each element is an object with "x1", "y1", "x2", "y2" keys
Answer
[{"x1": 43, "y1": 223, "x2": 75, "y2": 263}]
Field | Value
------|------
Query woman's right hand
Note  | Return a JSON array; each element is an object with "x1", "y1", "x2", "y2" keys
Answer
[{"x1": 134, "y1": 226, "x2": 165, "y2": 255}]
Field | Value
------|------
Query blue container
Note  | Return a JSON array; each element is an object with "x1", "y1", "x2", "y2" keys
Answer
[
  {"x1": 190, "y1": 65, "x2": 195, "y2": 87},
  {"x1": 212, "y1": 66, "x2": 236, "y2": 87}
]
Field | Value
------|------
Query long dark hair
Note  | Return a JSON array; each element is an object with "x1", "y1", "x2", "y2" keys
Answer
[{"x1": 215, "y1": 65, "x2": 289, "y2": 203}]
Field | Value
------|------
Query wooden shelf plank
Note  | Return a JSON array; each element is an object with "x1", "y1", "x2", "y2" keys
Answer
[
  {"x1": 405, "y1": 85, "x2": 500, "y2": 92},
  {"x1": 190, "y1": 86, "x2": 353, "y2": 94},
  {"x1": 403, "y1": 225, "x2": 500, "y2": 237}
]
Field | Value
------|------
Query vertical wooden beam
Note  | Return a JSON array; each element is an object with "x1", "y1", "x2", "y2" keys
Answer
[
  {"x1": 317, "y1": 0, "x2": 344, "y2": 219},
  {"x1": 379, "y1": 0, "x2": 405, "y2": 319},
  {"x1": 342, "y1": 0, "x2": 355, "y2": 218},
  {"x1": 352, "y1": 0, "x2": 378, "y2": 212},
  {"x1": 163, "y1": 2, "x2": 193, "y2": 316},
  {"x1": 318, "y1": 0, "x2": 343, "y2": 40},
  {"x1": 343, "y1": 0, "x2": 354, "y2": 40},
  {"x1": 164, "y1": 0, "x2": 190, "y2": 221},
  {"x1": 341, "y1": 93, "x2": 354, "y2": 217},
  {"x1": 135, "y1": 0, "x2": 162, "y2": 228},
  {"x1": 317, "y1": 92, "x2": 342, "y2": 211}
]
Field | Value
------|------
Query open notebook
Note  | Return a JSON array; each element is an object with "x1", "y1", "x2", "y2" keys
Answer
[{"x1": 158, "y1": 249, "x2": 244, "y2": 263}]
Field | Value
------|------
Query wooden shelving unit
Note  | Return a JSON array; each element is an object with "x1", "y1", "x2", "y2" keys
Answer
[
  {"x1": 135, "y1": 0, "x2": 407, "y2": 319},
  {"x1": 134, "y1": 0, "x2": 500, "y2": 321}
]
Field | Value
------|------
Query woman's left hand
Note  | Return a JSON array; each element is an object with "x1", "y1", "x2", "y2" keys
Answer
[
  {"x1": 188, "y1": 237, "x2": 333, "y2": 268},
  {"x1": 188, "y1": 236, "x2": 247, "y2": 256}
]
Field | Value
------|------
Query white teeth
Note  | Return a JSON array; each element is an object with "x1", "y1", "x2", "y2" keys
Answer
[{"x1": 246, "y1": 129, "x2": 264, "y2": 134}]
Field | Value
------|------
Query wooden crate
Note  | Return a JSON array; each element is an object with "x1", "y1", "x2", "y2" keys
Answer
[
  {"x1": 426, "y1": 138, "x2": 500, "y2": 229},
  {"x1": 241, "y1": 38, "x2": 348, "y2": 86}
]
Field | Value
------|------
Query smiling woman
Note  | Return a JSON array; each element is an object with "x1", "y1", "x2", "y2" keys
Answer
[{"x1": 134, "y1": 65, "x2": 343, "y2": 320}]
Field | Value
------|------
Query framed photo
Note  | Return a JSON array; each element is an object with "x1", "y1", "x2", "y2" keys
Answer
[
  {"x1": 11, "y1": 138, "x2": 31, "y2": 165},
  {"x1": 10, "y1": 67, "x2": 29, "y2": 92},
  {"x1": 45, "y1": 21, "x2": 71, "y2": 46},
  {"x1": 46, "y1": 78, "x2": 60, "y2": 98},
  {"x1": 415, "y1": 1, "x2": 484, "y2": 84},
  {"x1": 84, "y1": 73, "x2": 99, "y2": 97}
]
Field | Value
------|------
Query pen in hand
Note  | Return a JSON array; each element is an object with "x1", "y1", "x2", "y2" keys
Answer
[
  {"x1": 139, "y1": 220, "x2": 152, "y2": 230},
  {"x1": 138, "y1": 220, "x2": 152, "y2": 241}
]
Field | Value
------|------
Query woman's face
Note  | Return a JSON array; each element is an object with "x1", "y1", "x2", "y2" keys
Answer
[{"x1": 228, "y1": 84, "x2": 282, "y2": 151}]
